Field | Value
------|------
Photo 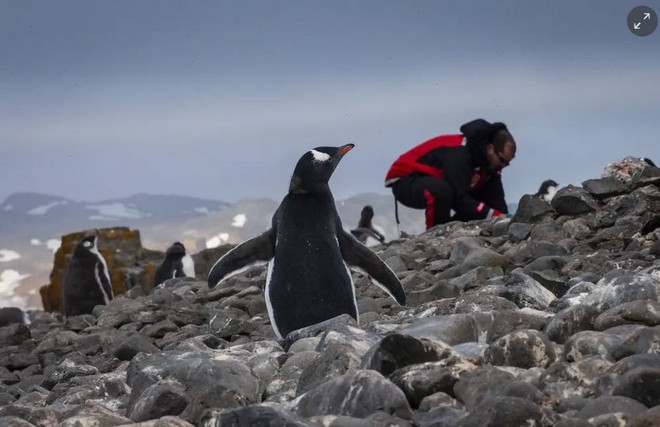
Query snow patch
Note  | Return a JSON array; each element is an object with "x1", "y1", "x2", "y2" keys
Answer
[
  {"x1": 30, "y1": 239, "x2": 42, "y2": 246},
  {"x1": 85, "y1": 203, "x2": 145, "y2": 219},
  {"x1": 0, "y1": 250, "x2": 21, "y2": 262},
  {"x1": 206, "y1": 233, "x2": 230, "y2": 249},
  {"x1": 46, "y1": 239, "x2": 61, "y2": 252},
  {"x1": 0, "y1": 269, "x2": 30, "y2": 309},
  {"x1": 3, "y1": 204, "x2": 13, "y2": 211},
  {"x1": 231, "y1": 214, "x2": 247, "y2": 228},
  {"x1": 194, "y1": 206, "x2": 210, "y2": 214},
  {"x1": 27, "y1": 201, "x2": 67, "y2": 215}
]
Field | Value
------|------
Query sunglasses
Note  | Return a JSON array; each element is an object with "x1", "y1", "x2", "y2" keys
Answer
[{"x1": 496, "y1": 152, "x2": 511, "y2": 167}]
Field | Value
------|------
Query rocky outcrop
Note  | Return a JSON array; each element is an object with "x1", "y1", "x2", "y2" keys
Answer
[{"x1": 4, "y1": 157, "x2": 659, "y2": 426}]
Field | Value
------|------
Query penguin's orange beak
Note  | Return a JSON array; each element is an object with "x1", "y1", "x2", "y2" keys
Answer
[{"x1": 340, "y1": 144, "x2": 354, "y2": 156}]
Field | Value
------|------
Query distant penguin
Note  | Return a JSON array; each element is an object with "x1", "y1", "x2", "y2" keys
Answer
[
  {"x1": 62, "y1": 234, "x2": 113, "y2": 316},
  {"x1": 0, "y1": 307, "x2": 30, "y2": 327},
  {"x1": 641, "y1": 157, "x2": 656, "y2": 167},
  {"x1": 154, "y1": 241, "x2": 196, "y2": 286},
  {"x1": 207, "y1": 144, "x2": 406, "y2": 338},
  {"x1": 535, "y1": 179, "x2": 559, "y2": 202},
  {"x1": 350, "y1": 205, "x2": 386, "y2": 245}
]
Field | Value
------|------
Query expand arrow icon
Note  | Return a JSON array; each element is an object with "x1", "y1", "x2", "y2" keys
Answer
[
  {"x1": 644, "y1": 12, "x2": 651, "y2": 20},
  {"x1": 634, "y1": 22, "x2": 641, "y2": 29}
]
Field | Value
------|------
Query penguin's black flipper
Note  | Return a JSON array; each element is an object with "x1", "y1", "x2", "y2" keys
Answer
[
  {"x1": 338, "y1": 231, "x2": 406, "y2": 305},
  {"x1": 208, "y1": 229, "x2": 276, "y2": 289}
]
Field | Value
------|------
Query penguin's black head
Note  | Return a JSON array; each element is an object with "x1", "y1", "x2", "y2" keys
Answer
[
  {"x1": 641, "y1": 157, "x2": 656, "y2": 167},
  {"x1": 165, "y1": 241, "x2": 186, "y2": 257},
  {"x1": 361, "y1": 205, "x2": 374, "y2": 220},
  {"x1": 536, "y1": 179, "x2": 559, "y2": 201},
  {"x1": 74, "y1": 235, "x2": 98, "y2": 258},
  {"x1": 289, "y1": 144, "x2": 354, "y2": 194}
]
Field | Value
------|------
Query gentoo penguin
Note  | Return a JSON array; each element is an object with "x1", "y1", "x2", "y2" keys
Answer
[
  {"x1": 0, "y1": 307, "x2": 30, "y2": 327},
  {"x1": 62, "y1": 234, "x2": 113, "y2": 316},
  {"x1": 154, "y1": 241, "x2": 196, "y2": 286},
  {"x1": 641, "y1": 157, "x2": 656, "y2": 167},
  {"x1": 208, "y1": 144, "x2": 406, "y2": 338},
  {"x1": 535, "y1": 179, "x2": 559, "y2": 203},
  {"x1": 350, "y1": 205, "x2": 386, "y2": 245}
]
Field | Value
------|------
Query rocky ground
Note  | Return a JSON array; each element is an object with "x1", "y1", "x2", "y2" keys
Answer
[{"x1": 1, "y1": 157, "x2": 659, "y2": 427}]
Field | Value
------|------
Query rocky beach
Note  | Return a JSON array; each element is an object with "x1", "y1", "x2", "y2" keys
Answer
[{"x1": 0, "y1": 157, "x2": 659, "y2": 427}]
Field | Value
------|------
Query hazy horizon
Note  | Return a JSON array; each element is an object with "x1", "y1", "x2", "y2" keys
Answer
[{"x1": 2, "y1": 1, "x2": 659, "y2": 205}]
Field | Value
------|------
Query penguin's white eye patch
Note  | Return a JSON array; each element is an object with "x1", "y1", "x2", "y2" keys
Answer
[
  {"x1": 310, "y1": 150, "x2": 331, "y2": 162},
  {"x1": 83, "y1": 241, "x2": 92, "y2": 248}
]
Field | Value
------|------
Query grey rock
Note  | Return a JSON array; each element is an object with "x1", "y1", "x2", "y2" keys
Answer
[
  {"x1": 485, "y1": 329, "x2": 556, "y2": 369},
  {"x1": 287, "y1": 370, "x2": 413, "y2": 419},
  {"x1": 609, "y1": 353, "x2": 660, "y2": 375},
  {"x1": 398, "y1": 315, "x2": 478, "y2": 345},
  {"x1": 500, "y1": 271, "x2": 556, "y2": 310},
  {"x1": 594, "y1": 300, "x2": 660, "y2": 330},
  {"x1": 582, "y1": 177, "x2": 628, "y2": 198},
  {"x1": 550, "y1": 396, "x2": 589, "y2": 413},
  {"x1": 127, "y1": 379, "x2": 190, "y2": 422},
  {"x1": 41, "y1": 357, "x2": 98, "y2": 390},
  {"x1": 507, "y1": 222, "x2": 533, "y2": 242},
  {"x1": 296, "y1": 343, "x2": 360, "y2": 396},
  {"x1": 552, "y1": 185, "x2": 600, "y2": 216},
  {"x1": 437, "y1": 238, "x2": 508, "y2": 279},
  {"x1": 60, "y1": 402, "x2": 132, "y2": 426},
  {"x1": 413, "y1": 406, "x2": 465, "y2": 427},
  {"x1": 452, "y1": 366, "x2": 515, "y2": 410},
  {"x1": 564, "y1": 329, "x2": 631, "y2": 362},
  {"x1": 539, "y1": 356, "x2": 613, "y2": 399},
  {"x1": 361, "y1": 333, "x2": 452, "y2": 376},
  {"x1": 447, "y1": 266, "x2": 504, "y2": 293},
  {"x1": 282, "y1": 314, "x2": 359, "y2": 351},
  {"x1": 390, "y1": 354, "x2": 476, "y2": 408},
  {"x1": 611, "y1": 325, "x2": 660, "y2": 360},
  {"x1": 208, "y1": 309, "x2": 253, "y2": 339},
  {"x1": 507, "y1": 240, "x2": 569, "y2": 265},
  {"x1": 141, "y1": 319, "x2": 180, "y2": 339},
  {"x1": 0, "y1": 417, "x2": 36, "y2": 427},
  {"x1": 112, "y1": 334, "x2": 160, "y2": 361},
  {"x1": 511, "y1": 195, "x2": 556, "y2": 225},
  {"x1": 418, "y1": 391, "x2": 464, "y2": 412},
  {"x1": 611, "y1": 367, "x2": 660, "y2": 407},
  {"x1": 628, "y1": 409, "x2": 660, "y2": 427},
  {"x1": 407, "y1": 281, "x2": 460, "y2": 306},
  {"x1": 200, "y1": 405, "x2": 308, "y2": 427},
  {"x1": 485, "y1": 309, "x2": 550, "y2": 343},
  {"x1": 544, "y1": 304, "x2": 600, "y2": 344},
  {"x1": 0, "y1": 324, "x2": 31, "y2": 347},
  {"x1": 576, "y1": 395, "x2": 647, "y2": 419},
  {"x1": 530, "y1": 223, "x2": 568, "y2": 243},
  {"x1": 264, "y1": 351, "x2": 318, "y2": 404},
  {"x1": 585, "y1": 412, "x2": 633, "y2": 427},
  {"x1": 498, "y1": 380, "x2": 546, "y2": 404},
  {"x1": 126, "y1": 351, "x2": 260, "y2": 420},
  {"x1": 456, "y1": 396, "x2": 553, "y2": 427},
  {"x1": 582, "y1": 270, "x2": 660, "y2": 311},
  {"x1": 315, "y1": 325, "x2": 380, "y2": 358}
]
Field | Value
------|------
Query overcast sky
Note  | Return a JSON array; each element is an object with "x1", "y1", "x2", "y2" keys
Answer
[{"x1": 2, "y1": 1, "x2": 659, "y2": 205}]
